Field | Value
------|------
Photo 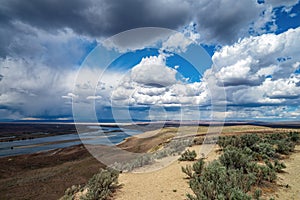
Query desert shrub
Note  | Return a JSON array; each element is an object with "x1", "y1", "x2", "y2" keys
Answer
[
  {"x1": 242, "y1": 146, "x2": 254, "y2": 156},
  {"x1": 270, "y1": 133, "x2": 286, "y2": 140},
  {"x1": 110, "y1": 153, "x2": 155, "y2": 172},
  {"x1": 61, "y1": 184, "x2": 83, "y2": 200},
  {"x1": 111, "y1": 138, "x2": 194, "y2": 172},
  {"x1": 127, "y1": 154, "x2": 154, "y2": 170},
  {"x1": 154, "y1": 149, "x2": 170, "y2": 159},
  {"x1": 134, "y1": 154, "x2": 153, "y2": 166},
  {"x1": 288, "y1": 132, "x2": 300, "y2": 143},
  {"x1": 252, "y1": 142, "x2": 276, "y2": 159},
  {"x1": 193, "y1": 158, "x2": 205, "y2": 176},
  {"x1": 185, "y1": 131, "x2": 299, "y2": 200},
  {"x1": 182, "y1": 165, "x2": 193, "y2": 178},
  {"x1": 276, "y1": 140, "x2": 295, "y2": 155},
  {"x1": 61, "y1": 195, "x2": 73, "y2": 200},
  {"x1": 203, "y1": 136, "x2": 218, "y2": 144},
  {"x1": 253, "y1": 189, "x2": 262, "y2": 200},
  {"x1": 218, "y1": 135, "x2": 241, "y2": 148},
  {"x1": 219, "y1": 146, "x2": 252, "y2": 170},
  {"x1": 167, "y1": 138, "x2": 193, "y2": 153},
  {"x1": 217, "y1": 136, "x2": 227, "y2": 148},
  {"x1": 182, "y1": 158, "x2": 205, "y2": 179},
  {"x1": 274, "y1": 159, "x2": 286, "y2": 172},
  {"x1": 154, "y1": 138, "x2": 193, "y2": 160},
  {"x1": 259, "y1": 164, "x2": 277, "y2": 183},
  {"x1": 179, "y1": 150, "x2": 197, "y2": 161},
  {"x1": 154, "y1": 139, "x2": 192, "y2": 159},
  {"x1": 240, "y1": 134, "x2": 261, "y2": 148},
  {"x1": 82, "y1": 168, "x2": 119, "y2": 200},
  {"x1": 227, "y1": 168, "x2": 256, "y2": 193},
  {"x1": 229, "y1": 188, "x2": 252, "y2": 200},
  {"x1": 193, "y1": 137, "x2": 204, "y2": 145},
  {"x1": 66, "y1": 185, "x2": 82, "y2": 195},
  {"x1": 243, "y1": 160, "x2": 277, "y2": 185},
  {"x1": 187, "y1": 161, "x2": 254, "y2": 200}
]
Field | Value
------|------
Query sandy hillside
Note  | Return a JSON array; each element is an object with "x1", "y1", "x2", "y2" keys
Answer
[
  {"x1": 115, "y1": 144, "x2": 220, "y2": 200},
  {"x1": 271, "y1": 145, "x2": 300, "y2": 200}
]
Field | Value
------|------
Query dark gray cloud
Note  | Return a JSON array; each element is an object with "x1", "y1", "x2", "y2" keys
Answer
[
  {"x1": 268, "y1": 94, "x2": 300, "y2": 99},
  {"x1": 1, "y1": 0, "x2": 298, "y2": 58},
  {"x1": 0, "y1": 57, "x2": 75, "y2": 119},
  {"x1": 221, "y1": 77, "x2": 264, "y2": 87},
  {"x1": 1, "y1": 0, "x2": 279, "y2": 58},
  {"x1": 194, "y1": 0, "x2": 262, "y2": 44},
  {"x1": 0, "y1": 0, "x2": 192, "y2": 58},
  {"x1": 1, "y1": 0, "x2": 92, "y2": 34},
  {"x1": 1, "y1": 0, "x2": 299, "y2": 120},
  {"x1": 0, "y1": 0, "x2": 190, "y2": 37}
]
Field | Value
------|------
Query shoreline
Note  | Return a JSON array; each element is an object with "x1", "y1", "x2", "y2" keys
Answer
[
  {"x1": 1, "y1": 125, "x2": 300, "y2": 200},
  {"x1": 0, "y1": 126, "x2": 178, "y2": 200}
]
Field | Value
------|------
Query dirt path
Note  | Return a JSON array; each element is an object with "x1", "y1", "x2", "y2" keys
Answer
[
  {"x1": 115, "y1": 144, "x2": 220, "y2": 200},
  {"x1": 271, "y1": 145, "x2": 300, "y2": 200}
]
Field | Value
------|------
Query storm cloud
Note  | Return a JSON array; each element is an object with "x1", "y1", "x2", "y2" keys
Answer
[
  {"x1": 0, "y1": 0, "x2": 300, "y2": 120},
  {"x1": 1, "y1": 0, "x2": 297, "y2": 57}
]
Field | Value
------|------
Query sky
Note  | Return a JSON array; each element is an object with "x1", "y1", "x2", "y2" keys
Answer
[{"x1": 0, "y1": 0, "x2": 300, "y2": 122}]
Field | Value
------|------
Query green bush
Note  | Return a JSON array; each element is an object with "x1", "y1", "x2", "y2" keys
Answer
[
  {"x1": 187, "y1": 161, "x2": 254, "y2": 200},
  {"x1": 193, "y1": 137, "x2": 204, "y2": 145},
  {"x1": 259, "y1": 164, "x2": 277, "y2": 183},
  {"x1": 218, "y1": 135, "x2": 242, "y2": 148},
  {"x1": 193, "y1": 158, "x2": 205, "y2": 176},
  {"x1": 182, "y1": 158, "x2": 205, "y2": 179},
  {"x1": 219, "y1": 146, "x2": 252, "y2": 170},
  {"x1": 65, "y1": 185, "x2": 82, "y2": 196},
  {"x1": 274, "y1": 159, "x2": 286, "y2": 172},
  {"x1": 185, "y1": 132, "x2": 298, "y2": 199},
  {"x1": 253, "y1": 189, "x2": 262, "y2": 200},
  {"x1": 61, "y1": 184, "x2": 82, "y2": 200},
  {"x1": 229, "y1": 188, "x2": 252, "y2": 200},
  {"x1": 268, "y1": 133, "x2": 286, "y2": 141},
  {"x1": 178, "y1": 150, "x2": 197, "y2": 161},
  {"x1": 182, "y1": 165, "x2": 193, "y2": 178},
  {"x1": 276, "y1": 140, "x2": 295, "y2": 155},
  {"x1": 82, "y1": 168, "x2": 119, "y2": 200},
  {"x1": 134, "y1": 154, "x2": 154, "y2": 167},
  {"x1": 240, "y1": 134, "x2": 261, "y2": 148},
  {"x1": 252, "y1": 142, "x2": 276, "y2": 159},
  {"x1": 288, "y1": 132, "x2": 300, "y2": 143},
  {"x1": 110, "y1": 153, "x2": 155, "y2": 172}
]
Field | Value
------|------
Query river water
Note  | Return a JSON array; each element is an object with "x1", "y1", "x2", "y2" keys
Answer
[{"x1": 0, "y1": 126, "x2": 141, "y2": 157}]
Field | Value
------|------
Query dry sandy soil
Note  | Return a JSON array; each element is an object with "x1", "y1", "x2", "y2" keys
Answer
[
  {"x1": 0, "y1": 126, "x2": 180, "y2": 200},
  {"x1": 269, "y1": 145, "x2": 300, "y2": 200},
  {"x1": 1, "y1": 125, "x2": 299, "y2": 200},
  {"x1": 115, "y1": 144, "x2": 220, "y2": 200},
  {"x1": 0, "y1": 145, "x2": 104, "y2": 200},
  {"x1": 114, "y1": 126, "x2": 300, "y2": 200},
  {"x1": 116, "y1": 145, "x2": 300, "y2": 200}
]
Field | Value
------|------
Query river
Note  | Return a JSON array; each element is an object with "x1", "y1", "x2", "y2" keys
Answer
[{"x1": 0, "y1": 126, "x2": 141, "y2": 157}]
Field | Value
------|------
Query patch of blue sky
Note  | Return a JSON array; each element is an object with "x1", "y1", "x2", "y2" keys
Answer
[
  {"x1": 108, "y1": 48, "x2": 159, "y2": 71},
  {"x1": 274, "y1": 2, "x2": 300, "y2": 34},
  {"x1": 107, "y1": 46, "x2": 211, "y2": 83},
  {"x1": 201, "y1": 44, "x2": 216, "y2": 57},
  {"x1": 76, "y1": 40, "x2": 98, "y2": 66},
  {"x1": 166, "y1": 52, "x2": 202, "y2": 83},
  {"x1": 177, "y1": 44, "x2": 212, "y2": 78}
]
